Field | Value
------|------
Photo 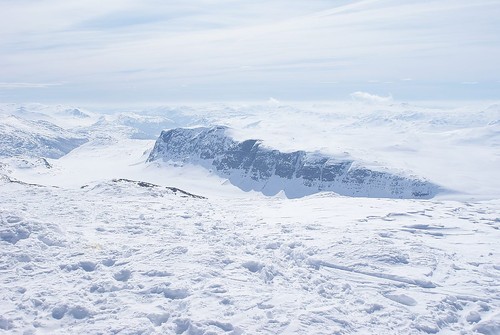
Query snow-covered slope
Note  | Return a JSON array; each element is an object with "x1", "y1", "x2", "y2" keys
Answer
[
  {"x1": 0, "y1": 115, "x2": 88, "y2": 159},
  {"x1": 81, "y1": 178, "x2": 206, "y2": 199},
  {"x1": 148, "y1": 126, "x2": 441, "y2": 199},
  {"x1": 1, "y1": 175, "x2": 498, "y2": 334}
]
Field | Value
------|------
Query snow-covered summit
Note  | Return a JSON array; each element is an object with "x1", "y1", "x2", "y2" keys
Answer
[
  {"x1": 148, "y1": 126, "x2": 441, "y2": 199},
  {"x1": 0, "y1": 115, "x2": 88, "y2": 159}
]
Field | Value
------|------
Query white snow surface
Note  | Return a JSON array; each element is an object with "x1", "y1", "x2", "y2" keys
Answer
[{"x1": 0, "y1": 101, "x2": 499, "y2": 334}]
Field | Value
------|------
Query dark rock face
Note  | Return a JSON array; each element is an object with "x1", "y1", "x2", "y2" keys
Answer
[{"x1": 147, "y1": 126, "x2": 441, "y2": 199}]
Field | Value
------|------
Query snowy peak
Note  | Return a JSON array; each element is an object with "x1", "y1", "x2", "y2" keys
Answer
[
  {"x1": 148, "y1": 126, "x2": 441, "y2": 199},
  {"x1": 0, "y1": 115, "x2": 88, "y2": 159}
]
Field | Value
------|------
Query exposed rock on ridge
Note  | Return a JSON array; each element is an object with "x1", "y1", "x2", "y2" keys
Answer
[{"x1": 148, "y1": 126, "x2": 441, "y2": 199}]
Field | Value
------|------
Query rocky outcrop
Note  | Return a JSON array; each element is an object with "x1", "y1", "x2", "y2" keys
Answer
[{"x1": 148, "y1": 126, "x2": 441, "y2": 199}]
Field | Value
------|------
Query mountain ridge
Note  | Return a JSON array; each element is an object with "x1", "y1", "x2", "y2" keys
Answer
[{"x1": 147, "y1": 126, "x2": 441, "y2": 199}]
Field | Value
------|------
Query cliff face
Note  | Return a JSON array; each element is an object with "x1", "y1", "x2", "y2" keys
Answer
[{"x1": 148, "y1": 126, "x2": 441, "y2": 199}]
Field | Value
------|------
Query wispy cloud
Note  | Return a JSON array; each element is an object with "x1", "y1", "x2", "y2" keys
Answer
[
  {"x1": 0, "y1": 82, "x2": 63, "y2": 89},
  {"x1": 0, "y1": 0, "x2": 498, "y2": 102}
]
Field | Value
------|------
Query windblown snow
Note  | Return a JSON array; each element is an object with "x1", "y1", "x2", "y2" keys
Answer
[{"x1": 0, "y1": 101, "x2": 499, "y2": 334}]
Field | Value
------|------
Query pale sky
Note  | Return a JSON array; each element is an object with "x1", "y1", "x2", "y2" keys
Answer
[{"x1": 0, "y1": 0, "x2": 499, "y2": 103}]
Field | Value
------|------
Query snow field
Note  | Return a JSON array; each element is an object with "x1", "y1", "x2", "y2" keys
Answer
[{"x1": 1, "y1": 180, "x2": 499, "y2": 334}]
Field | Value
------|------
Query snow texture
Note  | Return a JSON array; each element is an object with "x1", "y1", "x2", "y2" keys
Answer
[{"x1": 1, "y1": 177, "x2": 499, "y2": 334}]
